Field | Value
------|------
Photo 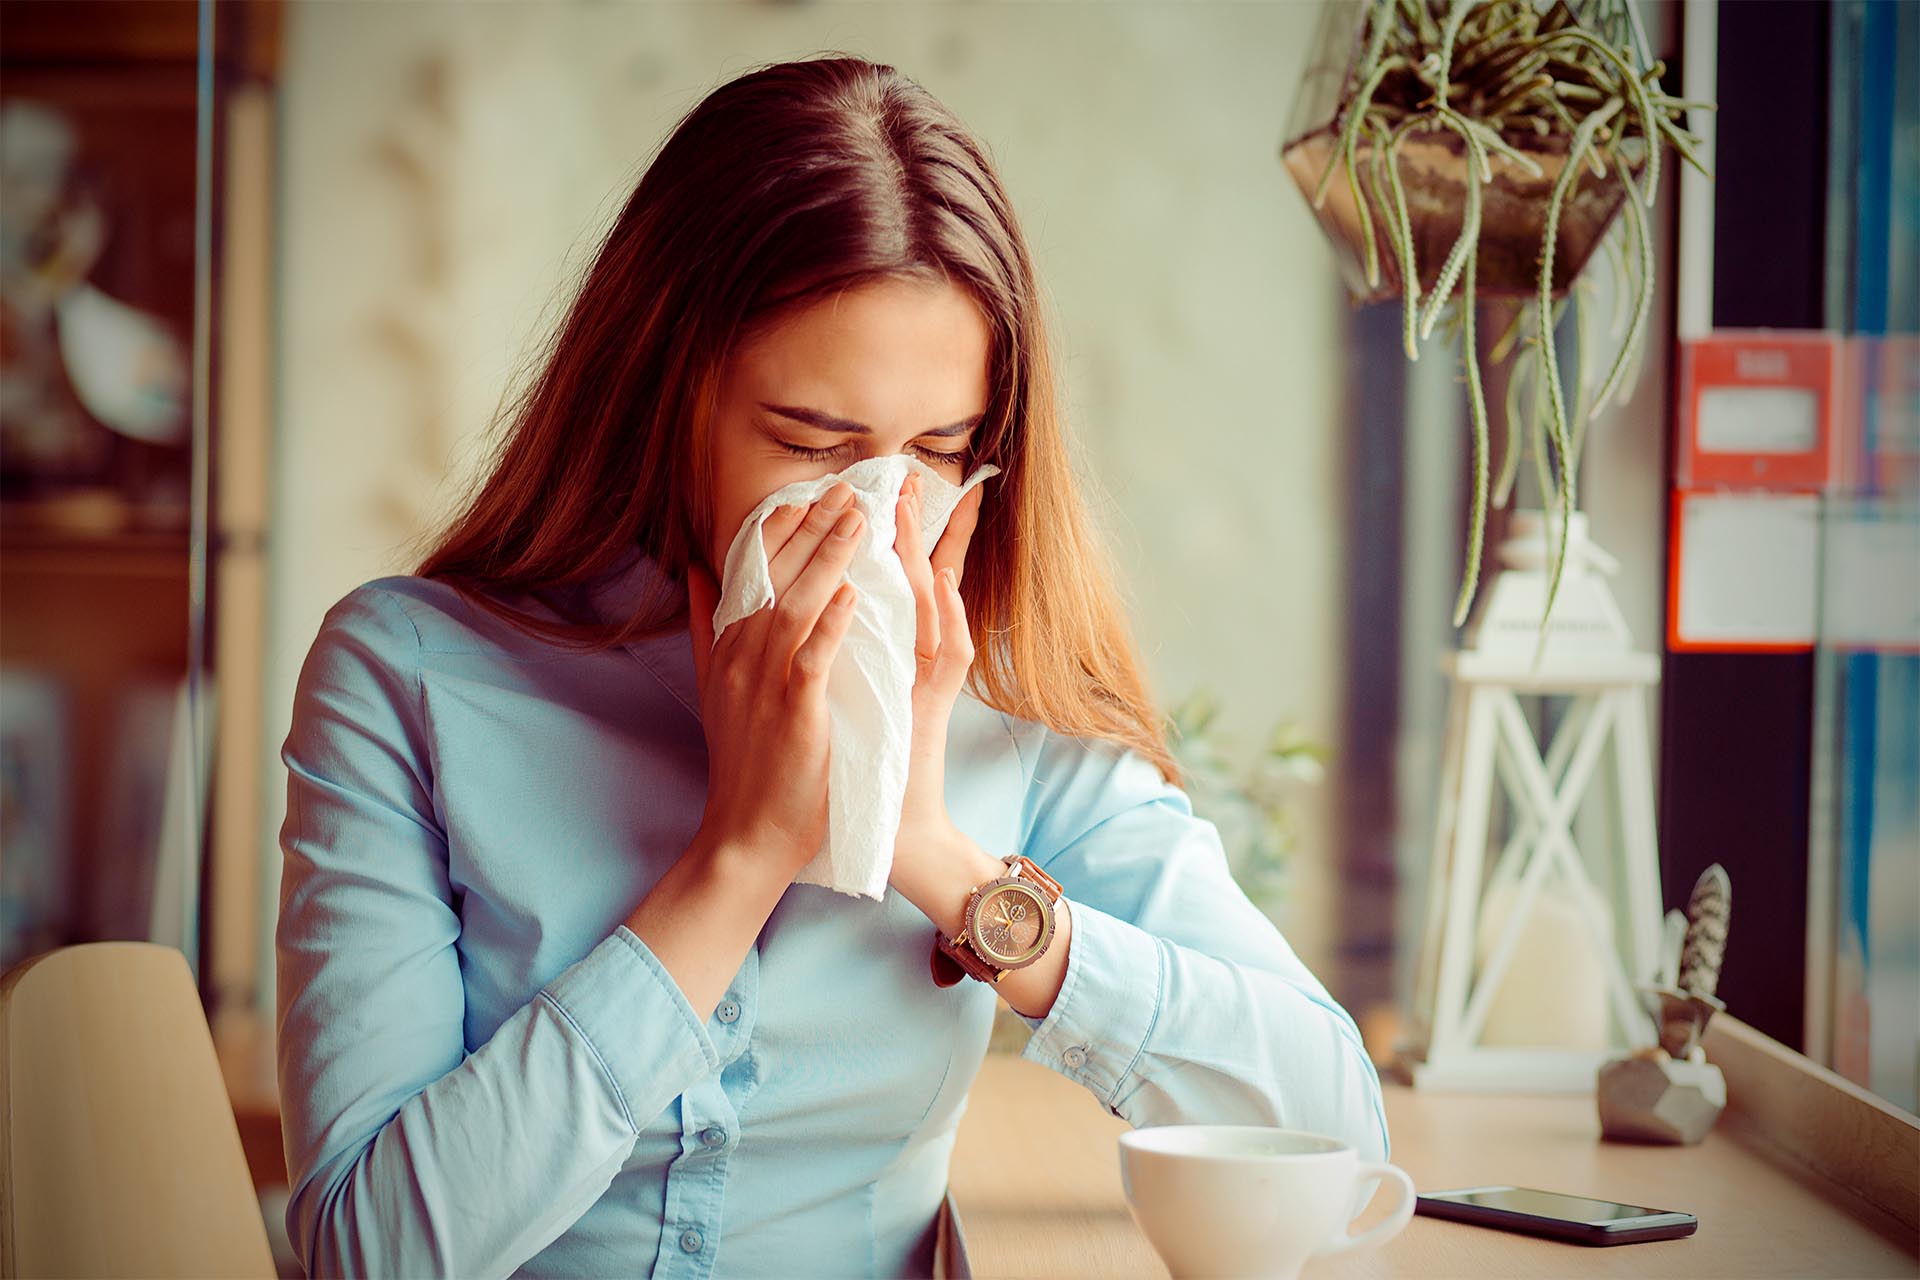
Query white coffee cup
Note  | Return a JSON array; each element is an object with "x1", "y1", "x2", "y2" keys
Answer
[{"x1": 1117, "y1": 1125, "x2": 1415, "y2": 1279}]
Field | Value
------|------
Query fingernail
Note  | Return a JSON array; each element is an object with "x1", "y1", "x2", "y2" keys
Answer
[
  {"x1": 823, "y1": 484, "x2": 853, "y2": 511},
  {"x1": 833, "y1": 510, "x2": 863, "y2": 538},
  {"x1": 779, "y1": 502, "x2": 803, "y2": 519}
]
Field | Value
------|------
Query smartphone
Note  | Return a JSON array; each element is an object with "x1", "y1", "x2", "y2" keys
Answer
[{"x1": 1415, "y1": 1185, "x2": 1698, "y2": 1246}]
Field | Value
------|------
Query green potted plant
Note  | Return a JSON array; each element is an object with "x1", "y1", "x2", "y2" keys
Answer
[
  {"x1": 1280, "y1": 0, "x2": 1714, "y2": 631},
  {"x1": 1164, "y1": 690, "x2": 1325, "y2": 920}
]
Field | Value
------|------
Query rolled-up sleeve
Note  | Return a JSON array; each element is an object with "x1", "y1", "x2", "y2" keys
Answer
[
  {"x1": 275, "y1": 585, "x2": 721, "y2": 1279},
  {"x1": 1004, "y1": 720, "x2": 1389, "y2": 1162}
]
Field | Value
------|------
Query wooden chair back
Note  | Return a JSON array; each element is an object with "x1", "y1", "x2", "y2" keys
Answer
[{"x1": 0, "y1": 942, "x2": 275, "y2": 1277}]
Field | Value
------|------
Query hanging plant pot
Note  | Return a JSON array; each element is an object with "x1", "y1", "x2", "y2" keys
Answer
[
  {"x1": 1281, "y1": 124, "x2": 1647, "y2": 304},
  {"x1": 1275, "y1": 0, "x2": 1713, "y2": 637}
]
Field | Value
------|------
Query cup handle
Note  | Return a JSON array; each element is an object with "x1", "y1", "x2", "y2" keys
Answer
[{"x1": 1309, "y1": 1162, "x2": 1416, "y2": 1259}]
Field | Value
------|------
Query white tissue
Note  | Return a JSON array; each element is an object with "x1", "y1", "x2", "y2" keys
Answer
[{"x1": 712, "y1": 453, "x2": 1000, "y2": 901}]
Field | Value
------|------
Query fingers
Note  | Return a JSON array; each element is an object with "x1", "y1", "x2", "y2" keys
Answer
[
  {"x1": 756, "y1": 499, "x2": 809, "y2": 563},
  {"x1": 708, "y1": 472, "x2": 978, "y2": 708},
  {"x1": 893, "y1": 476, "x2": 940, "y2": 665},
  {"x1": 929, "y1": 482, "x2": 982, "y2": 589},
  {"x1": 707, "y1": 502, "x2": 806, "y2": 661},
  {"x1": 930, "y1": 565, "x2": 975, "y2": 694},
  {"x1": 767, "y1": 482, "x2": 857, "y2": 590},
  {"x1": 789, "y1": 581, "x2": 858, "y2": 694},
  {"x1": 765, "y1": 501, "x2": 864, "y2": 672},
  {"x1": 729, "y1": 483, "x2": 857, "y2": 664}
]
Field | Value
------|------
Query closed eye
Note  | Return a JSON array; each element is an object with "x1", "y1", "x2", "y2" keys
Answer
[{"x1": 777, "y1": 440, "x2": 965, "y2": 464}]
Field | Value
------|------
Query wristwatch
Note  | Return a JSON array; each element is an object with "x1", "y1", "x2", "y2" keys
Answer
[{"x1": 930, "y1": 855, "x2": 1063, "y2": 987}]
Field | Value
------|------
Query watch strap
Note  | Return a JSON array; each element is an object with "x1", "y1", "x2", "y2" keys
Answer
[{"x1": 930, "y1": 856, "x2": 1063, "y2": 988}]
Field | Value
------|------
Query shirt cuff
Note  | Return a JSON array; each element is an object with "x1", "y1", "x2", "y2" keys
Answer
[
  {"x1": 1014, "y1": 896, "x2": 1164, "y2": 1114},
  {"x1": 538, "y1": 925, "x2": 723, "y2": 1133}
]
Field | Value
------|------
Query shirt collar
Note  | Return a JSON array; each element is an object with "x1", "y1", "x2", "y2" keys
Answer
[{"x1": 580, "y1": 543, "x2": 701, "y2": 720}]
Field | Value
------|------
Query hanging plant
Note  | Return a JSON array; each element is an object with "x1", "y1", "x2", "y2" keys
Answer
[{"x1": 1280, "y1": 0, "x2": 1714, "y2": 632}]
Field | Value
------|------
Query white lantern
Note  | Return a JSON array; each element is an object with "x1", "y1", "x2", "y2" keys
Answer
[{"x1": 1407, "y1": 511, "x2": 1667, "y2": 1092}]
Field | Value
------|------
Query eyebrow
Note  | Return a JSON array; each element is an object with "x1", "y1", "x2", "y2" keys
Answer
[{"x1": 759, "y1": 402, "x2": 983, "y2": 438}]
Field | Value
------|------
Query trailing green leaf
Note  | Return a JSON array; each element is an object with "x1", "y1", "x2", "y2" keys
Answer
[
  {"x1": 1453, "y1": 247, "x2": 1492, "y2": 628},
  {"x1": 1488, "y1": 298, "x2": 1530, "y2": 366},
  {"x1": 1380, "y1": 116, "x2": 1425, "y2": 359},
  {"x1": 1535, "y1": 28, "x2": 1661, "y2": 203},
  {"x1": 1589, "y1": 152, "x2": 1653, "y2": 416},
  {"x1": 1530, "y1": 339, "x2": 1554, "y2": 517},
  {"x1": 1419, "y1": 112, "x2": 1489, "y2": 339},
  {"x1": 1345, "y1": 141, "x2": 1383, "y2": 287},
  {"x1": 1312, "y1": 56, "x2": 1403, "y2": 207},
  {"x1": 1600, "y1": 218, "x2": 1631, "y2": 341},
  {"x1": 1534, "y1": 98, "x2": 1621, "y2": 632}
]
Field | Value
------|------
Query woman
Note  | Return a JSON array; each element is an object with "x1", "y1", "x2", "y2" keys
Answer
[{"x1": 276, "y1": 53, "x2": 1387, "y2": 1280}]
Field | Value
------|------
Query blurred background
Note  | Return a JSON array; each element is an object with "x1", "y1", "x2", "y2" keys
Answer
[{"x1": 0, "y1": 1, "x2": 1913, "y2": 1270}]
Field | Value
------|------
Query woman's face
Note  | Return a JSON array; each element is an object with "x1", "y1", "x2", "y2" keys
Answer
[{"x1": 703, "y1": 277, "x2": 991, "y2": 574}]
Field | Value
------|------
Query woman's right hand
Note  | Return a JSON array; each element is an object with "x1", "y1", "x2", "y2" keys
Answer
[{"x1": 683, "y1": 481, "x2": 864, "y2": 878}]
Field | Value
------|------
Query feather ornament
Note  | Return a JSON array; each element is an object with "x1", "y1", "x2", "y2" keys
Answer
[
  {"x1": 1678, "y1": 863, "x2": 1731, "y2": 999},
  {"x1": 1648, "y1": 863, "x2": 1731, "y2": 1058}
]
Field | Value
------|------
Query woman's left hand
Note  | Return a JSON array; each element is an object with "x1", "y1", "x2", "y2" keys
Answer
[{"x1": 887, "y1": 472, "x2": 984, "y2": 891}]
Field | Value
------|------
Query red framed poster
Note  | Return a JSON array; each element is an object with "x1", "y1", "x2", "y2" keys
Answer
[
  {"x1": 1677, "y1": 331, "x2": 1844, "y2": 491},
  {"x1": 1666, "y1": 488, "x2": 1819, "y2": 653}
]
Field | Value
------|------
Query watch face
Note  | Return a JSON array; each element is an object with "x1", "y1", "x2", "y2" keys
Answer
[{"x1": 968, "y1": 882, "x2": 1050, "y2": 966}]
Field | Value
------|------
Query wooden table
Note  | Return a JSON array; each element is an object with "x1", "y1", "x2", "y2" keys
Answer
[{"x1": 947, "y1": 1053, "x2": 1919, "y2": 1278}]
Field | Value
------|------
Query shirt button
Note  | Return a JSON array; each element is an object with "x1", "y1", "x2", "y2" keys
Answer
[
  {"x1": 715, "y1": 1000, "x2": 740, "y2": 1024},
  {"x1": 699, "y1": 1125, "x2": 727, "y2": 1149},
  {"x1": 679, "y1": 1228, "x2": 703, "y2": 1253},
  {"x1": 1062, "y1": 1045, "x2": 1088, "y2": 1069}
]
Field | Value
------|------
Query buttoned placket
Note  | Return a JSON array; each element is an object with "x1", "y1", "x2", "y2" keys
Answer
[{"x1": 652, "y1": 941, "x2": 759, "y2": 1279}]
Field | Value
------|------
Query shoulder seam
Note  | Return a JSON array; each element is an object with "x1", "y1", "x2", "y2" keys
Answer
[
  {"x1": 358, "y1": 585, "x2": 426, "y2": 698},
  {"x1": 351, "y1": 578, "x2": 587, "y2": 664},
  {"x1": 352, "y1": 583, "x2": 427, "y2": 651},
  {"x1": 354, "y1": 585, "x2": 437, "y2": 812}
]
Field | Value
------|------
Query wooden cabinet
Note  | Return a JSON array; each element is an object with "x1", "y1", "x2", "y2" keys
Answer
[{"x1": 0, "y1": 2, "x2": 280, "y2": 1029}]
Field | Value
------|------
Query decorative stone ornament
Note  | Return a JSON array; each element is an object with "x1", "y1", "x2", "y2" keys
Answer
[
  {"x1": 1597, "y1": 1047, "x2": 1727, "y2": 1145},
  {"x1": 1596, "y1": 864, "x2": 1733, "y2": 1144}
]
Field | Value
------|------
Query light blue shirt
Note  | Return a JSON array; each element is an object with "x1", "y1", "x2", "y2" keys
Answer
[{"x1": 275, "y1": 544, "x2": 1389, "y2": 1279}]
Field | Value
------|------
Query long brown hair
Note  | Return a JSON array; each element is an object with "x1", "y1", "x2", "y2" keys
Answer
[{"x1": 413, "y1": 53, "x2": 1181, "y2": 786}]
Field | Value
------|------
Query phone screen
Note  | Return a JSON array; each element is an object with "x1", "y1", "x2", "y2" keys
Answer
[{"x1": 1422, "y1": 1187, "x2": 1669, "y2": 1223}]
